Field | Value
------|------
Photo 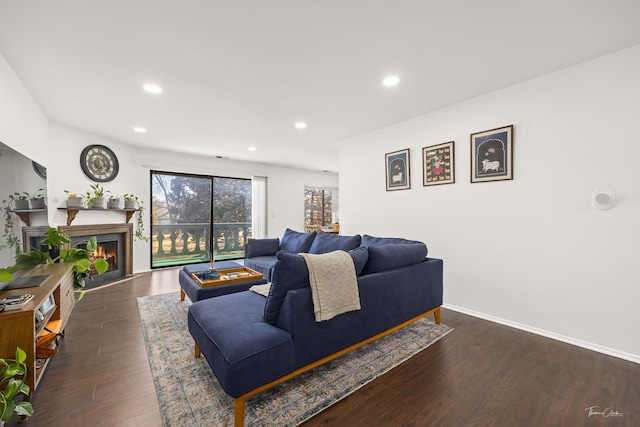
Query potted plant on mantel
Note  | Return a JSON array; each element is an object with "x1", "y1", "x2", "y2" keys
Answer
[
  {"x1": 64, "y1": 190, "x2": 85, "y2": 208},
  {"x1": 0, "y1": 347, "x2": 34, "y2": 426},
  {"x1": 85, "y1": 184, "x2": 107, "y2": 209},
  {"x1": 123, "y1": 194, "x2": 149, "y2": 242},
  {"x1": 28, "y1": 188, "x2": 46, "y2": 210},
  {"x1": 107, "y1": 191, "x2": 121, "y2": 209}
]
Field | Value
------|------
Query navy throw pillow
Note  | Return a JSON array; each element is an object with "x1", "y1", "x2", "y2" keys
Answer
[
  {"x1": 362, "y1": 243, "x2": 427, "y2": 275},
  {"x1": 309, "y1": 233, "x2": 361, "y2": 254},
  {"x1": 263, "y1": 247, "x2": 369, "y2": 323},
  {"x1": 280, "y1": 228, "x2": 316, "y2": 253},
  {"x1": 245, "y1": 238, "x2": 280, "y2": 258},
  {"x1": 263, "y1": 251, "x2": 311, "y2": 324},
  {"x1": 361, "y1": 234, "x2": 422, "y2": 247},
  {"x1": 349, "y1": 246, "x2": 369, "y2": 276}
]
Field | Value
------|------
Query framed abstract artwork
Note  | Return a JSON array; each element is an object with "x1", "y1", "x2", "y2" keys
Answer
[
  {"x1": 470, "y1": 125, "x2": 514, "y2": 183},
  {"x1": 422, "y1": 141, "x2": 455, "y2": 186},
  {"x1": 385, "y1": 148, "x2": 410, "y2": 191}
]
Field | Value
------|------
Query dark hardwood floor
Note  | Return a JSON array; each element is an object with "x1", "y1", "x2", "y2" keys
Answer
[{"x1": 19, "y1": 268, "x2": 639, "y2": 427}]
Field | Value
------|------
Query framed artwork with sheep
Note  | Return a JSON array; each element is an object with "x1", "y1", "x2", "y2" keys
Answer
[
  {"x1": 385, "y1": 148, "x2": 410, "y2": 191},
  {"x1": 470, "y1": 125, "x2": 514, "y2": 183}
]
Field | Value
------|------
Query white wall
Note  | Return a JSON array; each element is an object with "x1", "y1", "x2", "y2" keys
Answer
[
  {"x1": 339, "y1": 45, "x2": 640, "y2": 362},
  {"x1": 0, "y1": 53, "x2": 49, "y2": 268},
  {"x1": 46, "y1": 122, "x2": 338, "y2": 273},
  {"x1": 0, "y1": 54, "x2": 48, "y2": 164}
]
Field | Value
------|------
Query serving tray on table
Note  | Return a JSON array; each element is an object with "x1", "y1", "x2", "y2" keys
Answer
[{"x1": 191, "y1": 266, "x2": 263, "y2": 287}]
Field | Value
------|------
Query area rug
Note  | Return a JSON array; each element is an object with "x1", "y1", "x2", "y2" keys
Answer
[{"x1": 137, "y1": 292, "x2": 452, "y2": 426}]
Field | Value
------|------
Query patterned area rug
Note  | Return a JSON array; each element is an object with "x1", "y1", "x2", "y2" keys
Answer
[{"x1": 137, "y1": 292, "x2": 452, "y2": 426}]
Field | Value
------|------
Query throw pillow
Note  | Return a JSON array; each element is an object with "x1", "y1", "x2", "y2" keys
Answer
[
  {"x1": 245, "y1": 238, "x2": 280, "y2": 258},
  {"x1": 280, "y1": 228, "x2": 317, "y2": 253},
  {"x1": 361, "y1": 234, "x2": 423, "y2": 247},
  {"x1": 361, "y1": 242, "x2": 427, "y2": 275},
  {"x1": 263, "y1": 247, "x2": 369, "y2": 324},
  {"x1": 309, "y1": 233, "x2": 361, "y2": 254}
]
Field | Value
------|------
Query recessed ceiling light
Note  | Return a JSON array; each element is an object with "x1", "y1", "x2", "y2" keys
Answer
[
  {"x1": 248, "y1": 146, "x2": 257, "y2": 151},
  {"x1": 382, "y1": 75, "x2": 400, "y2": 87},
  {"x1": 143, "y1": 83, "x2": 163, "y2": 94},
  {"x1": 133, "y1": 126, "x2": 147, "y2": 133},
  {"x1": 294, "y1": 122, "x2": 307, "y2": 130}
]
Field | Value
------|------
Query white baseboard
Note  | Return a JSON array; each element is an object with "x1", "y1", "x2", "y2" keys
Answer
[{"x1": 442, "y1": 303, "x2": 640, "y2": 365}]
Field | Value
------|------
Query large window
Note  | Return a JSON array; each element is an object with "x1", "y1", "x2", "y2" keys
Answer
[
  {"x1": 150, "y1": 171, "x2": 252, "y2": 268},
  {"x1": 304, "y1": 187, "x2": 339, "y2": 233}
]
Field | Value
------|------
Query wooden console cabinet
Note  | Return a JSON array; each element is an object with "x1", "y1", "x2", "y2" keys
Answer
[{"x1": 0, "y1": 263, "x2": 75, "y2": 390}]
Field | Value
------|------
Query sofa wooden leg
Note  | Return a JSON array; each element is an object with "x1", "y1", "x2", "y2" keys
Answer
[
  {"x1": 235, "y1": 397, "x2": 246, "y2": 427},
  {"x1": 195, "y1": 343, "x2": 201, "y2": 358},
  {"x1": 434, "y1": 307, "x2": 441, "y2": 324},
  {"x1": 180, "y1": 288, "x2": 185, "y2": 301}
]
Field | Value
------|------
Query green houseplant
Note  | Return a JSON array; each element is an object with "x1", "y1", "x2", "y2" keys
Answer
[
  {"x1": 123, "y1": 194, "x2": 148, "y2": 242},
  {"x1": 85, "y1": 184, "x2": 106, "y2": 209},
  {"x1": 0, "y1": 347, "x2": 34, "y2": 425},
  {"x1": 64, "y1": 190, "x2": 85, "y2": 208},
  {"x1": 12, "y1": 227, "x2": 109, "y2": 290}
]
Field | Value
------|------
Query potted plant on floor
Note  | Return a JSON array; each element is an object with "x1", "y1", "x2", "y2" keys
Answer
[{"x1": 0, "y1": 347, "x2": 34, "y2": 426}]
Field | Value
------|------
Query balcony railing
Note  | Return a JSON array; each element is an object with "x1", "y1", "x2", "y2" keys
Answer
[{"x1": 151, "y1": 222, "x2": 251, "y2": 268}]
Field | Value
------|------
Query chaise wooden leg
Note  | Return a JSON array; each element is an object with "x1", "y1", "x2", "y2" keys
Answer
[
  {"x1": 195, "y1": 343, "x2": 201, "y2": 358},
  {"x1": 235, "y1": 397, "x2": 246, "y2": 427},
  {"x1": 180, "y1": 288, "x2": 185, "y2": 301},
  {"x1": 434, "y1": 307, "x2": 441, "y2": 325}
]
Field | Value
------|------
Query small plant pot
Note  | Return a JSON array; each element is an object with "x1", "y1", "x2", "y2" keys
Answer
[
  {"x1": 67, "y1": 197, "x2": 85, "y2": 208},
  {"x1": 107, "y1": 198, "x2": 121, "y2": 209},
  {"x1": 29, "y1": 197, "x2": 46, "y2": 210},
  {"x1": 90, "y1": 197, "x2": 107, "y2": 209},
  {"x1": 124, "y1": 200, "x2": 138, "y2": 210},
  {"x1": 12, "y1": 199, "x2": 30, "y2": 210}
]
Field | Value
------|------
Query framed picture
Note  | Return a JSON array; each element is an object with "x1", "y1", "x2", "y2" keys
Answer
[
  {"x1": 422, "y1": 141, "x2": 455, "y2": 186},
  {"x1": 470, "y1": 125, "x2": 514, "y2": 183},
  {"x1": 385, "y1": 148, "x2": 410, "y2": 191}
]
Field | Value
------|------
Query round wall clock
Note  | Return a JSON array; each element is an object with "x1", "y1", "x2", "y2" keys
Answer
[
  {"x1": 80, "y1": 144, "x2": 119, "y2": 182},
  {"x1": 32, "y1": 161, "x2": 47, "y2": 179}
]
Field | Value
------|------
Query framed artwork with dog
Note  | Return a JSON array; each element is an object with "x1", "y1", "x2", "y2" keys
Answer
[
  {"x1": 385, "y1": 148, "x2": 410, "y2": 191},
  {"x1": 423, "y1": 141, "x2": 455, "y2": 186},
  {"x1": 470, "y1": 125, "x2": 513, "y2": 183}
]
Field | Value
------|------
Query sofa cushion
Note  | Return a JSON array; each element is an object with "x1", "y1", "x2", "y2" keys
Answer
[
  {"x1": 309, "y1": 233, "x2": 361, "y2": 254},
  {"x1": 244, "y1": 256, "x2": 278, "y2": 281},
  {"x1": 361, "y1": 234, "x2": 423, "y2": 247},
  {"x1": 362, "y1": 243, "x2": 428, "y2": 275},
  {"x1": 280, "y1": 228, "x2": 316, "y2": 253},
  {"x1": 349, "y1": 246, "x2": 369, "y2": 276},
  {"x1": 245, "y1": 238, "x2": 280, "y2": 258},
  {"x1": 263, "y1": 247, "x2": 369, "y2": 324},
  {"x1": 263, "y1": 251, "x2": 310, "y2": 324}
]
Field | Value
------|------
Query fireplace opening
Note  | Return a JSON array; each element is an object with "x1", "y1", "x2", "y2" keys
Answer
[{"x1": 72, "y1": 232, "x2": 125, "y2": 288}]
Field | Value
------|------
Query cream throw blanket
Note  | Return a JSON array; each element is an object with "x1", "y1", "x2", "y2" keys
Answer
[{"x1": 299, "y1": 251, "x2": 360, "y2": 322}]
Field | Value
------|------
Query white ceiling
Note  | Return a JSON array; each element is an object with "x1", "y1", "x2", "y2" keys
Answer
[{"x1": 1, "y1": 0, "x2": 640, "y2": 172}]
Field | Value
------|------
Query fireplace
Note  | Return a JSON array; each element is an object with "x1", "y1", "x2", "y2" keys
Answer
[{"x1": 58, "y1": 223, "x2": 133, "y2": 288}]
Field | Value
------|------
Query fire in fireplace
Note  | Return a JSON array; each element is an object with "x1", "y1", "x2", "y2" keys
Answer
[{"x1": 58, "y1": 224, "x2": 133, "y2": 289}]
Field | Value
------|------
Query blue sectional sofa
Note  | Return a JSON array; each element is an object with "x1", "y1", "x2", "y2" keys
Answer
[
  {"x1": 188, "y1": 231, "x2": 443, "y2": 426},
  {"x1": 244, "y1": 228, "x2": 363, "y2": 280}
]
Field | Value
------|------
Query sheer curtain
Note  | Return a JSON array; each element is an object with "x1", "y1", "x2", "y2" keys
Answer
[{"x1": 251, "y1": 176, "x2": 268, "y2": 238}]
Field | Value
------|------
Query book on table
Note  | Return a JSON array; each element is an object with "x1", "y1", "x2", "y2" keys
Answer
[{"x1": 0, "y1": 293, "x2": 35, "y2": 311}]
